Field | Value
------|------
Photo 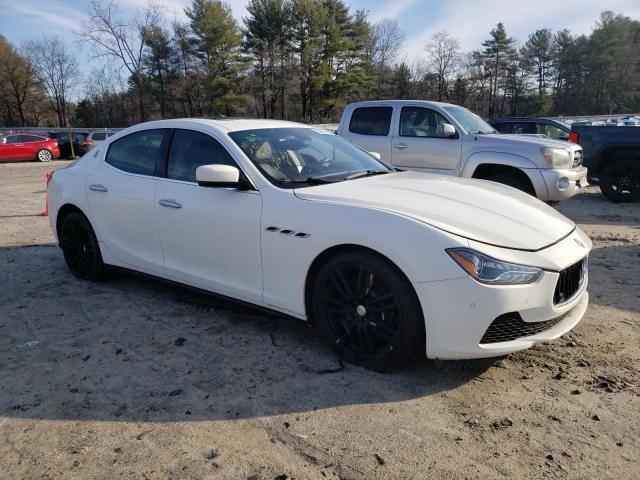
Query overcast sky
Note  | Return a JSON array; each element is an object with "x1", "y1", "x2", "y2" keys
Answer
[{"x1": 1, "y1": 0, "x2": 639, "y2": 64}]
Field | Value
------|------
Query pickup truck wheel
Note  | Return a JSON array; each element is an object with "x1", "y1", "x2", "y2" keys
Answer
[
  {"x1": 483, "y1": 171, "x2": 535, "y2": 196},
  {"x1": 599, "y1": 160, "x2": 640, "y2": 203}
]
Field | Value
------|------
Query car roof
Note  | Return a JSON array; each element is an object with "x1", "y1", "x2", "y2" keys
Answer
[
  {"x1": 127, "y1": 118, "x2": 313, "y2": 134},
  {"x1": 346, "y1": 100, "x2": 455, "y2": 108}
]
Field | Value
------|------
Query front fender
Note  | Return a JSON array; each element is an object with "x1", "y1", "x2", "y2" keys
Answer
[
  {"x1": 461, "y1": 151, "x2": 548, "y2": 199},
  {"x1": 260, "y1": 192, "x2": 469, "y2": 317}
]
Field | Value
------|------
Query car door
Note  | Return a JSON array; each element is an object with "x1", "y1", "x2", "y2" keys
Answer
[
  {"x1": 390, "y1": 106, "x2": 461, "y2": 173},
  {"x1": 20, "y1": 135, "x2": 45, "y2": 159},
  {"x1": 86, "y1": 128, "x2": 168, "y2": 275},
  {"x1": 0, "y1": 135, "x2": 22, "y2": 160},
  {"x1": 155, "y1": 128, "x2": 263, "y2": 303},
  {"x1": 344, "y1": 106, "x2": 394, "y2": 161}
]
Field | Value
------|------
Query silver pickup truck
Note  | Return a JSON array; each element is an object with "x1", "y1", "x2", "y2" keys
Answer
[{"x1": 337, "y1": 100, "x2": 588, "y2": 202}]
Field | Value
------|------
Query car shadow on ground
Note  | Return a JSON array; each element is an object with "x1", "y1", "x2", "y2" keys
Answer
[{"x1": 0, "y1": 244, "x2": 493, "y2": 423}]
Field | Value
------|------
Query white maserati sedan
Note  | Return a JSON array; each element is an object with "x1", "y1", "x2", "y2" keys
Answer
[{"x1": 47, "y1": 119, "x2": 591, "y2": 370}]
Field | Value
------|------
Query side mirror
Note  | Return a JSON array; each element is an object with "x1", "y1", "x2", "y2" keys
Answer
[
  {"x1": 196, "y1": 164, "x2": 242, "y2": 188},
  {"x1": 368, "y1": 151, "x2": 381, "y2": 160},
  {"x1": 437, "y1": 123, "x2": 458, "y2": 138}
]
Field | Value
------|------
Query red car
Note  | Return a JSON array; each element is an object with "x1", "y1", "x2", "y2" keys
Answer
[{"x1": 0, "y1": 133, "x2": 60, "y2": 162}]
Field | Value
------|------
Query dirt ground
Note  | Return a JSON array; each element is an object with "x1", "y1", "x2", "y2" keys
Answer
[{"x1": 1, "y1": 160, "x2": 638, "y2": 480}]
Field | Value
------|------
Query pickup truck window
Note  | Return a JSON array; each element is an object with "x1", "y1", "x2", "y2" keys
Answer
[
  {"x1": 349, "y1": 107, "x2": 393, "y2": 136},
  {"x1": 443, "y1": 106, "x2": 496, "y2": 135},
  {"x1": 400, "y1": 107, "x2": 450, "y2": 137}
]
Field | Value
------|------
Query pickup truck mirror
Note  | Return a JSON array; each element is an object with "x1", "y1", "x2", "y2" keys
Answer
[
  {"x1": 368, "y1": 151, "x2": 381, "y2": 160},
  {"x1": 437, "y1": 123, "x2": 458, "y2": 138}
]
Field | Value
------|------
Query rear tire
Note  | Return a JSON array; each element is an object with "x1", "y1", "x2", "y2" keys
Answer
[
  {"x1": 599, "y1": 160, "x2": 640, "y2": 203},
  {"x1": 59, "y1": 212, "x2": 105, "y2": 281},
  {"x1": 36, "y1": 148, "x2": 52, "y2": 162},
  {"x1": 311, "y1": 251, "x2": 424, "y2": 371},
  {"x1": 483, "y1": 171, "x2": 535, "y2": 196}
]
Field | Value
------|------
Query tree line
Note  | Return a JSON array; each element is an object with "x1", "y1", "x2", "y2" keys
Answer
[{"x1": 0, "y1": 0, "x2": 638, "y2": 128}]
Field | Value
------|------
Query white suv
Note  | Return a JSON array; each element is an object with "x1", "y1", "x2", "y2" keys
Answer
[{"x1": 337, "y1": 100, "x2": 588, "y2": 202}]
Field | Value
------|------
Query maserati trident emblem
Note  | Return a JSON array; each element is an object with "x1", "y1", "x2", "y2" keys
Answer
[{"x1": 574, "y1": 238, "x2": 585, "y2": 248}]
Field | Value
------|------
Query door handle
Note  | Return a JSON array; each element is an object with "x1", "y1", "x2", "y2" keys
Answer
[
  {"x1": 393, "y1": 143, "x2": 408, "y2": 150},
  {"x1": 159, "y1": 199, "x2": 182, "y2": 209},
  {"x1": 89, "y1": 184, "x2": 108, "y2": 192}
]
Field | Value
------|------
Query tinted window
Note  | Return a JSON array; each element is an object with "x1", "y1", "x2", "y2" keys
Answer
[
  {"x1": 349, "y1": 107, "x2": 392, "y2": 136},
  {"x1": 400, "y1": 107, "x2": 451, "y2": 137},
  {"x1": 19, "y1": 135, "x2": 44, "y2": 143},
  {"x1": 4, "y1": 135, "x2": 20, "y2": 144},
  {"x1": 492, "y1": 122, "x2": 511, "y2": 133},
  {"x1": 106, "y1": 129, "x2": 165, "y2": 176},
  {"x1": 168, "y1": 129, "x2": 236, "y2": 182},
  {"x1": 92, "y1": 132, "x2": 107, "y2": 141},
  {"x1": 511, "y1": 122, "x2": 536, "y2": 134}
]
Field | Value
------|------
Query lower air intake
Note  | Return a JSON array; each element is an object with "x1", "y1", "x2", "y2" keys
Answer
[{"x1": 480, "y1": 311, "x2": 570, "y2": 344}]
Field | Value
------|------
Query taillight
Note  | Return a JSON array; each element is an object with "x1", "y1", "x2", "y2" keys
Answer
[
  {"x1": 568, "y1": 131, "x2": 579, "y2": 144},
  {"x1": 46, "y1": 171, "x2": 54, "y2": 187},
  {"x1": 83, "y1": 140, "x2": 93, "y2": 145}
]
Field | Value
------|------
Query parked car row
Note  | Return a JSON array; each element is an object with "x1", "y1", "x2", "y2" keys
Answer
[{"x1": 0, "y1": 130, "x2": 118, "y2": 162}]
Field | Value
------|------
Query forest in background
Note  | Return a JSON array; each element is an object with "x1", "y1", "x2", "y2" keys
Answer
[{"x1": 0, "y1": 0, "x2": 639, "y2": 128}]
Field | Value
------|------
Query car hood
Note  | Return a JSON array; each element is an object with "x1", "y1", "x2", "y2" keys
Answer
[
  {"x1": 477, "y1": 133, "x2": 579, "y2": 150},
  {"x1": 294, "y1": 171, "x2": 575, "y2": 251}
]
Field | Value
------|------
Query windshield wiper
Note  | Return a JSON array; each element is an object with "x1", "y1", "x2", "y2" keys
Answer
[
  {"x1": 344, "y1": 170, "x2": 391, "y2": 180},
  {"x1": 278, "y1": 176, "x2": 336, "y2": 185}
]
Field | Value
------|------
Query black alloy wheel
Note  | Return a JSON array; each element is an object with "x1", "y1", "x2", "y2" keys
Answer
[
  {"x1": 60, "y1": 212, "x2": 105, "y2": 281},
  {"x1": 312, "y1": 251, "x2": 423, "y2": 371},
  {"x1": 599, "y1": 160, "x2": 640, "y2": 203}
]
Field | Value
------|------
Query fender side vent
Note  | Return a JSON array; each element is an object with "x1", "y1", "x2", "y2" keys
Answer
[
  {"x1": 280, "y1": 229, "x2": 294, "y2": 235},
  {"x1": 295, "y1": 232, "x2": 310, "y2": 238},
  {"x1": 265, "y1": 226, "x2": 279, "y2": 232}
]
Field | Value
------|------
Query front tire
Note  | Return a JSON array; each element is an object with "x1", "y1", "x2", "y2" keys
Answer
[
  {"x1": 484, "y1": 171, "x2": 535, "y2": 196},
  {"x1": 599, "y1": 160, "x2": 640, "y2": 203},
  {"x1": 60, "y1": 212, "x2": 105, "y2": 281},
  {"x1": 36, "y1": 148, "x2": 52, "y2": 162},
  {"x1": 311, "y1": 251, "x2": 424, "y2": 371}
]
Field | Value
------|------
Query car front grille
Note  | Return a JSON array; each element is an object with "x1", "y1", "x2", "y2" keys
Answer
[
  {"x1": 554, "y1": 258, "x2": 587, "y2": 305},
  {"x1": 572, "y1": 150, "x2": 583, "y2": 167},
  {"x1": 480, "y1": 311, "x2": 570, "y2": 344}
]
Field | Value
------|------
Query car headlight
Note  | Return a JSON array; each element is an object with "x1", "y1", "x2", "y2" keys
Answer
[
  {"x1": 541, "y1": 147, "x2": 571, "y2": 168},
  {"x1": 446, "y1": 248, "x2": 542, "y2": 285}
]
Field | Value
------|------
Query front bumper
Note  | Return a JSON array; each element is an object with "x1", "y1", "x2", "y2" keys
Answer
[
  {"x1": 539, "y1": 166, "x2": 589, "y2": 201},
  {"x1": 413, "y1": 229, "x2": 591, "y2": 359}
]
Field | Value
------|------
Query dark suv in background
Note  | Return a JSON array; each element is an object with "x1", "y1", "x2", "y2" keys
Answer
[
  {"x1": 489, "y1": 117, "x2": 571, "y2": 141},
  {"x1": 76, "y1": 130, "x2": 116, "y2": 155}
]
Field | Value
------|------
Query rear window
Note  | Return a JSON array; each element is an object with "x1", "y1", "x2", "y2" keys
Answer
[
  {"x1": 348, "y1": 107, "x2": 393, "y2": 136},
  {"x1": 105, "y1": 129, "x2": 166, "y2": 176}
]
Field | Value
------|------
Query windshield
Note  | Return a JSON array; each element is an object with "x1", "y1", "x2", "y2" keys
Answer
[
  {"x1": 229, "y1": 128, "x2": 393, "y2": 187},
  {"x1": 443, "y1": 106, "x2": 496, "y2": 134}
]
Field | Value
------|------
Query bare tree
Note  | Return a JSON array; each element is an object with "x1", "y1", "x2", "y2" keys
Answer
[
  {"x1": 80, "y1": 0, "x2": 162, "y2": 122},
  {"x1": 370, "y1": 19, "x2": 404, "y2": 97},
  {"x1": 426, "y1": 31, "x2": 461, "y2": 101},
  {"x1": 25, "y1": 36, "x2": 80, "y2": 127},
  {"x1": 0, "y1": 39, "x2": 37, "y2": 126}
]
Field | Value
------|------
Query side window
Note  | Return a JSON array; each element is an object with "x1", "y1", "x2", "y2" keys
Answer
[
  {"x1": 106, "y1": 129, "x2": 166, "y2": 176},
  {"x1": 5, "y1": 135, "x2": 20, "y2": 144},
  {"x1": 167, "y1": 129, "x2": 236, "y2": 183},
  {"x1": 492, "y1": 122, "x2": 512, "y2": 134},
  {"x1": 399, "y1": 107, "x2": 451, "y2": 137},
  {"x1": 537, "y1": 123, "x2": 565, "y2": 140},
  {"x1": 512, "y1": 122, "x2": 536, "y2": 134},
  {"x1": 92, "y1": 132, "x2": 107, "y2": 141},
  {"x1": 348, "y1": 107, "x2": 393, "y2": 136},
  {"x1": 19, "y1": 135, "x2": 43, "y2": 143}
]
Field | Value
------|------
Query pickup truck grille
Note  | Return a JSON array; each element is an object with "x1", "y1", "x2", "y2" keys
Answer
[
  {"x1": 572, "y1": 150, "x2": 583, "y2": 167},
  {"x1": 553, "y1": 257, "x2": 587, "y2": 305}
]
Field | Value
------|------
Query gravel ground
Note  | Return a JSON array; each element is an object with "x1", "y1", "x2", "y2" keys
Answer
[{"x1": 0, "y1": 161, "x2": 638, "y2": 480}]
